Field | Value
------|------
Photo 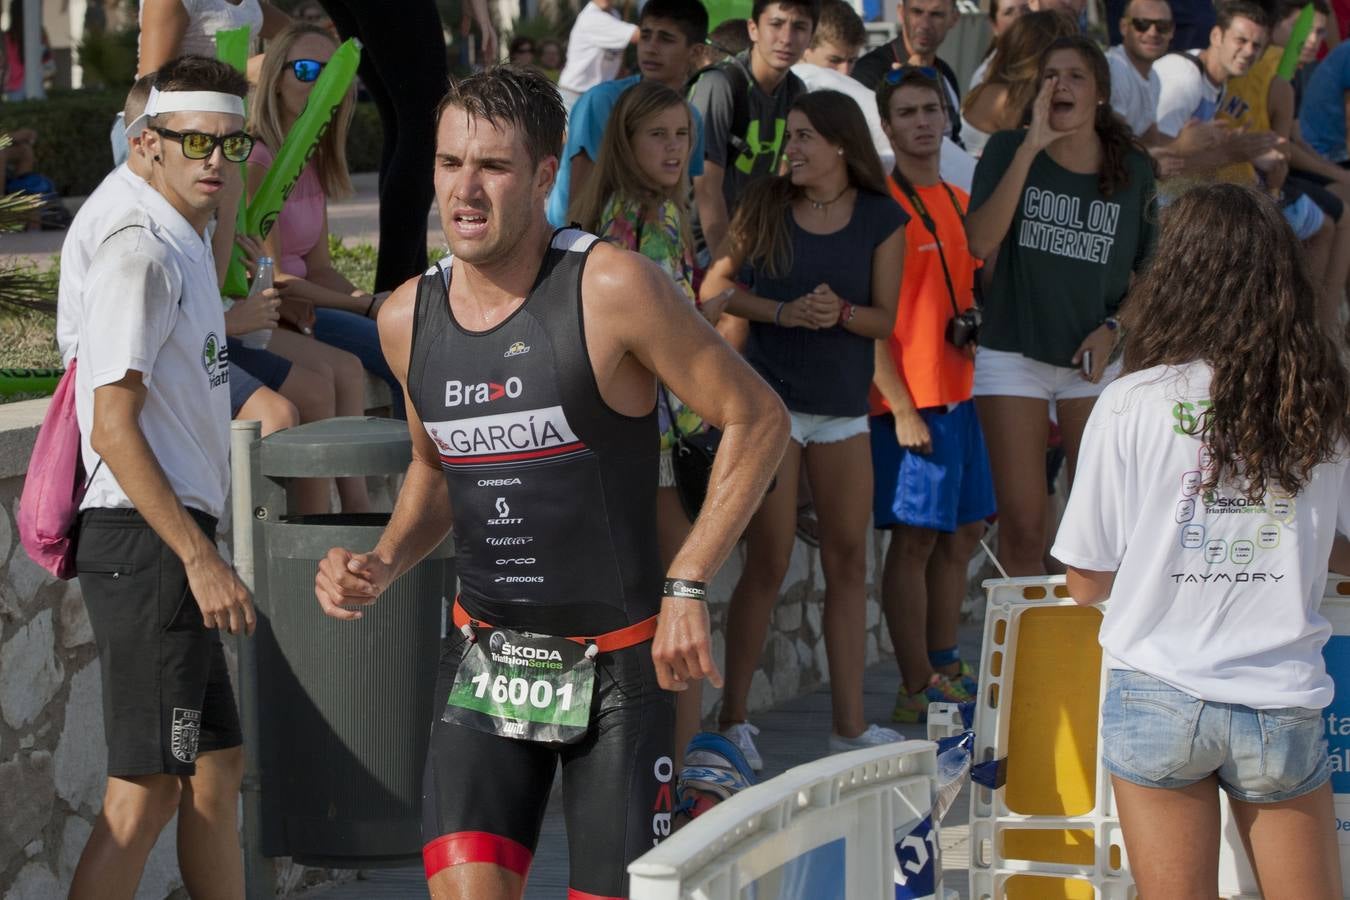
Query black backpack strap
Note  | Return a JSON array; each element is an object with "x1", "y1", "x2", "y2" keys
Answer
[{"x1": 687, "y1": 58, "x2": 753, "y2": 161}]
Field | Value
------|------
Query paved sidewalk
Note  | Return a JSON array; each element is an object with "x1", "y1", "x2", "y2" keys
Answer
[
  {"x1": 0, "y1": 171, "x2": 439, "y2": 267},
  {"x1": 305, "y1": 624, "x2": 983, "y2": 900}
]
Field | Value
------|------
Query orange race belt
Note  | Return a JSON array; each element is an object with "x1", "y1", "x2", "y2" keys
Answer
[{"x1": 452, "y1": 597, "x2": 659, "y2": 653}]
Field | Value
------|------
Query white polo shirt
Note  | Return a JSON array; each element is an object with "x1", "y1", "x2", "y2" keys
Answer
[
  {"x1": 1107, "y1": 45, "x2": 1162, "y2": 138},
  {"x1": 56, "y1": 164, "x2": 153, "y2": 366},
  {"x1": 557, "y1": 2, "x2": 638, "y2": 96},
  {"x1": 76, "y1": 192, "x2": 232, "y2": 519}
]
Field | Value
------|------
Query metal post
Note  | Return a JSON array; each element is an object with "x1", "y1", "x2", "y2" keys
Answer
[
  {"x1": 21, "y1": 0, "x2": 40, "y2": 99},
  {"x1": 231, "y1": 419, "x2": 274, "y2": 900},
  {"x1": 68, "y1": 0, "x2": 86, "y2": 89}
]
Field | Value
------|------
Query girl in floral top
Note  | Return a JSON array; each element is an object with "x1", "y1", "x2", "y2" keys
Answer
[{"x1": 572, "y1": 79, "x2": 728, "y2": 763}]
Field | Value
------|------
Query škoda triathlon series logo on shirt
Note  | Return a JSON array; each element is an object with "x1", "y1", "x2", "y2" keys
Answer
[
  {"x1": 1018, "y1": 188, "x2": 1121, "y2": 264},
  {"x1": 201, "y1": 332, "x2": 229, "y2": 389}
]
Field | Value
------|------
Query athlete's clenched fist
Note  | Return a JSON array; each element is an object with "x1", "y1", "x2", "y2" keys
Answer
[{"x1": 315, "y1": 547, "x2": 394, "y2": 620}]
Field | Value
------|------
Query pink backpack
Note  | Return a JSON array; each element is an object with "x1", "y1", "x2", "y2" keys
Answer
[{"x1": 19, "y1": 361, "x2": 98, "y2": 580}]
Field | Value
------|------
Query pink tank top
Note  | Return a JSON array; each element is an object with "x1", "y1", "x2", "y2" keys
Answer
[{"x1": 248, "y1": 140, "x2": 325, "y2": 278}]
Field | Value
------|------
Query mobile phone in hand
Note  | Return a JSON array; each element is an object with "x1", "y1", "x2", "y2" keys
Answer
[{"x1": 1081, "y1": 350, "x2": 1094, "y2": 378}]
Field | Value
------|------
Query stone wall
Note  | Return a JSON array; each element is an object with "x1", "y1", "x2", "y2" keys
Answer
[
  {"x1": 0, "y1": 395, "x2": 939, "y2": 897},
  {"x1": 0, "y1": 400, "x2": 356, "y2": 898}
]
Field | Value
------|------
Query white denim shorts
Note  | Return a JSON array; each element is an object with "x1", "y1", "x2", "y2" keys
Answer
[
  {"x1": 972, "y1": 347, "x2": 1120, "y2": 402},
  {"x1": 789, "y1": 412, "x2": 870, "y2": 446}
]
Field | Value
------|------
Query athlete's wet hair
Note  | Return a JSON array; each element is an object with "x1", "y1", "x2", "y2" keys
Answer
[
  {"x1": 435, "y1": 65, "x2": 566, "y2": 167},
  {"x1": 1122, "y1": 184, "x2": 1349, "y2": 501}
]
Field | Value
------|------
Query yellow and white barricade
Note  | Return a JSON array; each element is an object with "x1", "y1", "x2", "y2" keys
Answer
[
  {"x1": 628, "y1": 741, "x2": 939, "y2": 900},
  {"x1": 974, "y1": 575, "x2": 1350, "y2": 899},
  {"x1": 968, "y1": 576, "x2": 1132, "y2": 900}
]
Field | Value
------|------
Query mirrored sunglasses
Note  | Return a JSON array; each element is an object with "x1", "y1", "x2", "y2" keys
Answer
[
  {"x1": 289, "y1": 58, "x2": 326, "y2": 82},
  {"x1": 152, "y1": 127, "x2": 255, "y2": 163}
]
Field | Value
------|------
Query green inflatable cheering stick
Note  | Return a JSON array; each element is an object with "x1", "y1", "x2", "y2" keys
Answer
[
  {"x1": 1278, "y1": 4, "x2": 1316, "y2": 80},
  {"x1": 221, "y1": 37, "x2": 363, "y2": 297},
  {"x1": 216, "y1": 26, "x2": 253, "y2": 298}
]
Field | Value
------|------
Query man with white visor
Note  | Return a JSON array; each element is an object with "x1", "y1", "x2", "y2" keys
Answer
[{"x1": 63, "y1": 56, "x2": 258, "y2": 900}]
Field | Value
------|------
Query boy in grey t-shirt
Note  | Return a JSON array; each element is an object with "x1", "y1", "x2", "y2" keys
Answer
[{"x1": 689, "y1": 0, "x2": 819, "y2": 259}]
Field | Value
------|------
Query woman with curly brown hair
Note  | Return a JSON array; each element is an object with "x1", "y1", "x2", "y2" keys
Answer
[
  {"x1": 966, "y1": 35, "x2": 1157, "y2": 576},
  {"x1": 1053, "y1": 183, "x2": 1350, "y2": 899}
]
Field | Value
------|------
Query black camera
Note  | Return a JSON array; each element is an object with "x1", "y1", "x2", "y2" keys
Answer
[{"x1": 945, "y1": 307, "x2": 982, "y2": 349}]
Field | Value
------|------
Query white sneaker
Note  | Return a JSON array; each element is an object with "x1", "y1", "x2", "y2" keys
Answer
[
  {"x1": 719, "y1": 721, "x2": 764, "y2": 771},
  {"x1": 828, "y1": 723, "x2": 903, "y2": 754}
]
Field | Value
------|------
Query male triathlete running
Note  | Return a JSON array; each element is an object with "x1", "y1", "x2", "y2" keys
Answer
[{"x1": 314, "y1": 66, "x2": 789, "y2": 900}]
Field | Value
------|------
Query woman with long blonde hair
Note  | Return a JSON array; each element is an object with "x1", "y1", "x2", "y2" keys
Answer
[{"x1": 247, "y1": 21, "x2": 391, "y2": 513}]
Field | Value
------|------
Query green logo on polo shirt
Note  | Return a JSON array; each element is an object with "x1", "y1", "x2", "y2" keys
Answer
[{"x1": 202, "y1": 332, "x2": 228, "y2": 389}]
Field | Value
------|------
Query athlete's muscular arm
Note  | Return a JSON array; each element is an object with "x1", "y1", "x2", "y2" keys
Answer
[
  {"x1": 582, "y1": 244, "x2": 790, "y2": 691},
  {"x1": 314, "y1": 278, "x2": 455, "y2": 620}
]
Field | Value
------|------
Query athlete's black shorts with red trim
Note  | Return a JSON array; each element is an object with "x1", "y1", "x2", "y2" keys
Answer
[
  {"x1": 407, "y1": 232, "x2": 672, "y2": 897},
  {"x1": 421, "y1": 628, "x2": 674, "y2": 898}
]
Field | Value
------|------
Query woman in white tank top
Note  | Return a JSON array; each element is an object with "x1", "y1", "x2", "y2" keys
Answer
[{"x1": 137, "y1": 0, "x2": 289, "y2": 76}]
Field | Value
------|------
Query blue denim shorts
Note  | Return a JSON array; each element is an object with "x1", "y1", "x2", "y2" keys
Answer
[{"x1": 1100, "y1": 669, "x2": 1330, "y2": 803}]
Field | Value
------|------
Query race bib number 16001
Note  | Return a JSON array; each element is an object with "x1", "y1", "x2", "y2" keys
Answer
[{"x1": 443, "y1": 626, "x2": 595, "y2": 745}]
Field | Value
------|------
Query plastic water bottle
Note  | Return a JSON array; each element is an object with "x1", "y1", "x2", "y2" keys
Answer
[{"x1": 241, "y1": 257, "x2": 274, "y2": 350}]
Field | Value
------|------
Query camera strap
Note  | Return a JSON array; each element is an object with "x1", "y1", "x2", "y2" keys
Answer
[{"x1": 890, "y1": 168, "x2": 969, "y2": 319}]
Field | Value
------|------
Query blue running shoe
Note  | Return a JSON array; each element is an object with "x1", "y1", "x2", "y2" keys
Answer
[{"x1": 676, "y1": 732, "x2": 757, "y2": 819}]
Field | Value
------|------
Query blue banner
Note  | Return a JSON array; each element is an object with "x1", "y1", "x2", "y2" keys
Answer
[
  {"x1": 894, "y1": 815, "x2": 938, "y2": 899},
  {"x1": 1324, "y1": 635, "x2": 1350, "y2": 794}
]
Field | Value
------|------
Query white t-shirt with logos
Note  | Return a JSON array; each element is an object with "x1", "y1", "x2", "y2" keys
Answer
[
  {"x1": 1107, "y1": 44, "x2": 1162, "y2": 138},
  {"x1": 557, "y1": 2, "x2": 638, "y2": 95},
  {"x1": 1052, "y1": 362, "x2": 1350, "y2": 709},
  {"x1": 57, "y1": 164, "x2": 151, "y2": 366},
  {"x1": 1153, "y1": 50, "x2": 1221, "y2": 138},
  {"x1": 76, "y1": 200, "x2": 232, "y2": 519}
]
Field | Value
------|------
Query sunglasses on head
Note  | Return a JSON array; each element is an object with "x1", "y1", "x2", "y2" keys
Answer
[
  {"x1": 885, "y1": 64, "x2": 940, "y2": 85},
  {"x1": 289, "y1": 58, "x2": 326, "y2": 82},
  {"x1": 1129, "y1": 16, "x2": 1175, "y2": 34},
  {"x1": 152, "y1": 127, "x2": 255, "y2": 163}
]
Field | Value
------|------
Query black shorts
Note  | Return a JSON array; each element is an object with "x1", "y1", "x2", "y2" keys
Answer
[
  {"x1": 421, "y1": 629, "x2": 675, "y2": 897},
  {"x1": 76, "y1": 507, "x2": 242, "y2": 777}
]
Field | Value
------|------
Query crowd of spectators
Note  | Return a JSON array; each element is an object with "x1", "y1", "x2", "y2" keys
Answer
[{"x1": 32, "y1": 0, "x2": 1350, "y2": 892}]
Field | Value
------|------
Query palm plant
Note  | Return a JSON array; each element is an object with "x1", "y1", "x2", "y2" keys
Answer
[{"x1": 0, "y1": 132, "x2": 55, "y2": 315}]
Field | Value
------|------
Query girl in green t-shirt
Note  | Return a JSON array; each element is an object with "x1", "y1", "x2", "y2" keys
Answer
[{"x1": 966, "y1": 35, "x2": 1158, "y2": 576}]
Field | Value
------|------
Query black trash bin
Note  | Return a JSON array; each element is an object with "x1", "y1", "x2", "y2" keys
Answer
[{"x1": 243, "y1": 418, "x2": 453, "y2": 867}]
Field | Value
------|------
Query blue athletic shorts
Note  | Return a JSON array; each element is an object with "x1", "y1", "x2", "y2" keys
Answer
[
  {"x1": 870, "y1": 399, "x2": 997, "y2": 532},
  {"x1": 226, "y1": 338, "x2": 293, "y2": 417}
]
